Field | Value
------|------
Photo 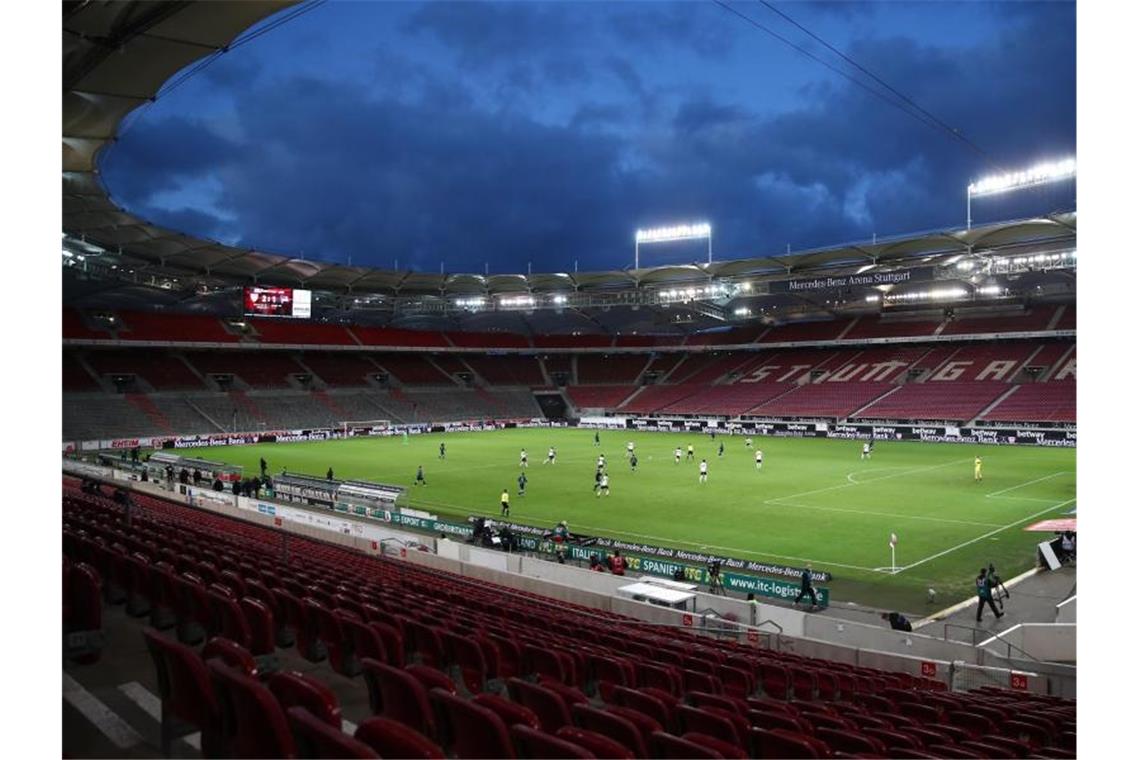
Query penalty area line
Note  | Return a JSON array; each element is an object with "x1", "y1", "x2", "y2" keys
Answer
[
  {"x1": 984, "y1": 471, "x2": 1072, "y2": 498},
  {"x1": 893, "y1": 497, "x2": 1076, "y2": 575}
]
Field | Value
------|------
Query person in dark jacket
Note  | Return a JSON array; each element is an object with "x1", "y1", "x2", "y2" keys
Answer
[
  {"x1": 882, "y1": 611, "x2": 913, "y2": 632},
  {"x1": 794, "y1": 564, "x2": 818, "y2": 609},
  {"x1": 327, "y1": 467, "x2": 334, "y2": 481},
  {"x1": 975, "y1": 567, "x2": 1004, "y2": 622}
]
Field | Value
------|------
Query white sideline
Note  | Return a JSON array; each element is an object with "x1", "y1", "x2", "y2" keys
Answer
[
  {"x1": 895, "y1": 498, "x2": 1077, "y2": 574},
  {"x1": 118, "y1": 681, "x2": 200, "y2": 750},
  {"x1": 64, "y1": 673, "x2": 144, "y2": 750},
  {"x1": 767, "y1": 499, "x2": 1005, "y2": 528},
  {"x1": 984, "y1": 471, "x2": 1071, "y2": 498}
]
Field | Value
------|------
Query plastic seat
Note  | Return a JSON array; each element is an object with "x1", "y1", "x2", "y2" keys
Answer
[
  {"x1": 306, "y1": 598, "x2": 356, "y2": 676},
  {"x1": 202, "y1": 636, "x2": 258, "y2": 677},
  {"x1": 354, "y1": 717, "x2": 445, "y2": 759},
  {"x1": 948, "y1": 709, "x2": 998, "y2": 738},
  {"x1": 208, "y1": 589, "x2": 253, "y2": 649},
  {"x1": 287, "y1": 706, "x2": 378, "y2": 758},
  {"x1": 683, "y1": 732, "x2": 748, "y2": 759},
  {"x1": 611, "y1": 686, "x2": 671, "y2": 730},
  {"x1": 589, "y1": 654, "x2": 634, "y2": 701},
  {"x1": 146, "y1": 562, "x2": 178, "y2": 630},
  {"x1": 473, "y1": 693, "x2": 541, "y2": 730},
  {"x1": 682, "y1": 668, "x2": 723, "y2": 695},
  {"x1": 510, "y1": 724, "x2": 595, "y2": 759},
  {"x1": 674, "y1": 704, "x2": 744, "y2": 749},
  {"x1": 717, "y1": 665, "x2": 756, "y2": 698},
  {"x1": 443, "y1": 630, "x2": 489, "y2": 694},
  {"x1": 142, "y1": 628, "x2": 223, "y2": 756},
  {"x1": 407, "y1": 663, "x2": 457, "y2": 694},
  {"x1": 537, "y1": 674, "x2": 590, "y2": 707},
  {"x1": 758, "y1": 663, "x2": 791, "y2": 700},
  {"x1": 748, "y1": 709, "x2": 808, "y2": 734},
  {"x1": 816, "y1": 726, "x2": 887, "y2": 756},
  {"x1": 789, "y1": 667, "x2": 818, "y2": 700},
  {"x1": 555, "y1": 726, "x2": 635, "y2": 759},
  {"x1": 341, "y1": 615, "x2": 389, "y2": 665},
  {"x1": 751, "y1": 727, "x2": 827, "y2": 759},
  {"x1": 124, "y1": 553, "x2": 153, "y2": 617},
  {"x1": 406, "y1": 619, "x2": 447, "y2": 668},
  {"x1": 430, "y1": 687, "x2": 516, "y2": 758},
  {"x1": 572, "y1": 704, "x2": 648, "y2": 757},
  {"x1": 240, "y1": 597, "x2": 277, "y2": 658},
  {"x1": 490, "y1": 633, "x2": 522, "y2": 678},
  {"x1": 960, "y1": 737, "x2": 1029, "y2": 758},
  {"x1": 650, "y1": 731, "x2": 725, "y2": 759},
  {"x1": 208, "y1": 658, "x2": 296, "y2": 758},
  {"x1": 245, "y1": 577, "x2": 294, "y2": 647},
  {"x1": 172, "y1": 573, "x2": 211, "y2": 645},
  {"x1": 524, "y1": 643, "x2": 571, "y2": 683},
  {"x1": 274, "y1": 588, "x2": 326, "y2": 662},
  {"x1": 507, "y1": 677, "x2": 574, "y2": 732},
  {"x1": 360, "y1": 659, "x2": 437, "y2": 737},
  {"x1": 637, "y1": 662, "x2": 683, "y2": 696},
  {"x1": 64, "y1": 563, "x2": 104, "y2": 665},
  {"x1": 1002, "y1": 719, "x2": 1055, "y2": 749},
  {"x1": 268, "y1": 671, "x2": 341, "y2": 729}
]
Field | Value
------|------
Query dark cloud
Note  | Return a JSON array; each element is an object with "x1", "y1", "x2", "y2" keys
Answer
[
  {"x1": 607, "y1": 3, "x2": 736, "y2": 59},
  {"x1": 103, "y1": 1, "x2": 1074, "y2": 274}
]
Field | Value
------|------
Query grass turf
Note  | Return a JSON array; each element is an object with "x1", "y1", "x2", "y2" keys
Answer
[{"x1": 200, "y1": 428, "x2": 1075, "y2": 613}]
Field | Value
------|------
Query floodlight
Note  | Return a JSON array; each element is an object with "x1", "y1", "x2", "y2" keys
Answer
[
  {"x1": 966, "y1": 157, "x2": 1075, "y2": 229},
  {"x1": 634, "y1": 221, "x2": 712, "y2": 268}
]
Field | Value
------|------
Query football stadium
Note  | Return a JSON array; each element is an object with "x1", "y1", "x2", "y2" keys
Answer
[{"x1": 60, "y1": 2, "x2": 1081, "y2": 758}]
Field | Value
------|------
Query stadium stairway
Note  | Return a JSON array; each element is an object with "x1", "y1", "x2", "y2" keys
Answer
[
  {"x1": 125, "y1": 394, "x2": 173, "y2": 436},
  {"x1": 227, "y1": 391, "x2": 267, "y2": 426}
]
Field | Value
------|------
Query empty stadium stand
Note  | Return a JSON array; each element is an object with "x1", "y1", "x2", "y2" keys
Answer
[{"x1": 63, "y1": 478, "x2": 1077, "y2": 759}]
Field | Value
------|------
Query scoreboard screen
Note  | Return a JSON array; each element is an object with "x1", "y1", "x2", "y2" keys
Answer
[{"x1": 243, "y1": 287, "x2": 312, "y2": 318}]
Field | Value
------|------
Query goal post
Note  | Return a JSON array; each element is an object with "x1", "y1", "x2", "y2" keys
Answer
[{"x1": 341, "y1": 420, "x2": 392, "y2": 437}]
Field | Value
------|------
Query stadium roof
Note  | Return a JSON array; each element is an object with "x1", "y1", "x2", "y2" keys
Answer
[{"x1": 63, "y1": 1, "x2": 1076, "y2": 301}]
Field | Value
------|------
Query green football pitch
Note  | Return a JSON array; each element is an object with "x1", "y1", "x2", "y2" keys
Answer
[{"x1": 200, "y1": 429, "x2": 1075, "y2": 612}]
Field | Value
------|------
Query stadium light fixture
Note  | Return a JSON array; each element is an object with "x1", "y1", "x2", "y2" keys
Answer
[
  {"x1": 634, "y1": 221, "x2": 712, "y2": 268},
  {"x1": 966, "y1": 157, "x2": 1075, "y2": 229}
]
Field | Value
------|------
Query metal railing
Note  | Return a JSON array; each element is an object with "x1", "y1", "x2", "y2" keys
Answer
[{"x1": 943, "y1": 622, "x2": 1040, "y2": 662}]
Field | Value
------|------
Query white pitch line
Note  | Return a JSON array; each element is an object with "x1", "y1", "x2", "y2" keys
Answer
[
  {"x1": 768, "y1": 499, "x2": 1005, "y2": 528},
  {"x1": 766, "y1": 457, "x2": 974, "y2": 504},
  {"x1": 895, "y1": 498, "x2": 1077, "y2": 574},
  {"x1": 64, "y1": 673, "x2": 144, "y2": 751},
  {"x1": 118, "y1": 681, "x2": 201, "y2": 750},
  {"x1": 985, "y1": 471, "x2": 1072, "y2": 498}
]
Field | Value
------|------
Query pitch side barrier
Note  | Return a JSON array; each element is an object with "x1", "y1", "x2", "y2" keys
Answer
[
  {"x1": 62, "y1": 417, "x2": 567, "y2": 453},
  {"x1": 579, "y1": 416, "x2": 1077, "y2": 447}
]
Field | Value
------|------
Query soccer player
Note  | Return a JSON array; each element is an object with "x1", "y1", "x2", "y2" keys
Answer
[
  {"x1": 755, "y1": 449, "x2": 763, "y2": 471},
  {"x1": 974, "y1": 456, "x2": 983, "y2": 482},
  {"x1": 439, "y1": 442, "x2": 446, "y2": 460},
  {"x1": 699, "y1": 459, "x2": 709, "y2": 483},
  {"x1": 414, "y1": 465, "x2": 426, "y2": 486},
  {"x1": 745, "y1": 437, "x2": 753, "y2": 449},
  {"x1": 674, "y1": 446, "x2": 682, "y2": 464},
  {"x1": 594, "y1": 469, "x2": 603, "y2": 493},
  {"x1": 629, "y1": 453, "x2": 638, "y2": 471},
  {"x1": 597, "y1": 472, "x2": 610, "y2": 497},
  {"x1": 517, "y1": 471, "x2": 527, "y2": 496},
  {"x1": 597, "y1": 453, "x2": 606, "y2": 469},
  {"x1": 718, "y1": 440, "x2": 724, "y2": 458},
  {"x1": 861, "y1": 441, "x2": 871, "y2": 460},
  {"x1": 520, "y1": 448, "x2": 528, "y2": 468},
  {"x1": 686, "y1": 444, "x2": 695, "y2": 461},
  {"x1": 500, "y1": 488, "x2": 510, "y2": 517},
  {"x1": 626, "y1": 441, "x2": 634, "y2": 458},
  {"x1": 594, "y1": 430, "x2": 600, "y2": 447},
  {"x1": 544, "y1": 446, "x2": 556, "y2": 464}
]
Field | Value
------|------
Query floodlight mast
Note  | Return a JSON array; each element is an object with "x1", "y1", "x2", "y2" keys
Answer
[
  {"x1": 634, "y1": 222, "x2": 713, "y2": 269},
  {"x1": 966, "y1": 158, "x2": 1076, "y2": 229}
]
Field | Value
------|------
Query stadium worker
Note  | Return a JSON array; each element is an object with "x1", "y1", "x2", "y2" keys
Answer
[
  {"x1": 793, "y1": 564, "x2": 819, "y2": 610},
  {"x1": 500, "y1": 488, "x2": 510, "y2": 517},
  {"x1": 544, "y1": 446, "x2": 556, "y2": 464},
  {"x1": 755, "y1": 449, "x2": 764, "y2": 470},
  {"x1": 718, "y1": 440, "x2": 724, "y2": 458},
  {"x1": 517, "y1": 471, "x2": 527, "y2": 496},
  {"x1": 259, "y1": 457, "x2": 268, "y2": 476},
  {"x1": 520, "y1": 448, "x2": 528, "y2": 468},
  {"x1": 629, "y1": 453, "x2": 638, "y2": 472},
  {"x1": 974, "y1": 455, "x2": 983, "y2": 482},
  {"x1": 326, "y1": 467, "x2": 334, "y2": 481},
  {"x1": 589, "y1": 554, "x2": 606, "y2": 572},
  {"x1": 686, "y1": 444, "x2": 695, "y2": 461},
  {"x1": 439, "y1": 442, "x2": 446, "y2": 460},
  {"x1": 987, "y1": 563, "x2": 1009, "y2": 610},
  {"x1": 699, "y1": 459, "x2": 709, "y2": 483},
  {"x1": 881, "y1": 611, "x2": 913, "y2": 632},
  {"x1": 674, "y1": 446, "x2": 683, "y2": 464},
  {"x1": 608, "y1": 549, "x2": 626, "y2": 576},
  {"x1": 597, "y1": 472, "x2": 610, "y2": 497},
  {"x1": 552, "y1": 520, "x2": 570, "y2": 563},
  {"x1": 975, "y1": 567, "x2": 1004, "y2": 622},
  {"x1": 594, "y1": 430, "x2": 600, "y2": 447},
  {"x1": 414, "y1": 465, "x2": 427, "y2": 486}
]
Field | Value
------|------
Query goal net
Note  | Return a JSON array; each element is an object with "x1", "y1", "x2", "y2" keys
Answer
[{"x1": 341, "y1": 419, "x2": 392, "y2": 437}]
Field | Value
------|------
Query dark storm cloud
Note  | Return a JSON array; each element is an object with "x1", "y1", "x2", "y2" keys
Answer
[{"x1": 103, "y1": 1, "x2": 1074, "y2": 273}]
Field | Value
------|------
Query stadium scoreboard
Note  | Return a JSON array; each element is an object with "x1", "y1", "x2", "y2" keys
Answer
[{"x1": 243, "y1": 286, "x2": 312, "y2": 318}]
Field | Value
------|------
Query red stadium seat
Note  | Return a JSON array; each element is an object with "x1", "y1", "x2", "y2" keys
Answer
[
  {"x1": 287, "y1": 706, "x2": 379, "y2": 758},
  {"x1": 207, "y1": 659, "x2": 296, "y2": 759},
  {"x1": 430, "y1": 687, "x2": 516, "y2": 758},
  {"x1": 354, "y1": 717, "x2": 445, "y2": 759},
  {"x1": 360, "y1": 658, "x2": 437, "y2": 737},
  {"x1": 555, "y1": 727, "x2": 635, "y2": 759},
  {"x1": 572, "y1": 703, "x2": 648, "y2": 757},
  {"x1": 142, "y1": 628, "x2": 223, "y2": 756},
  {"x1": 267, "y1": 671, "x2": 342, "y2": 729},
  {"x1": 650, "y1": 731, "x2": 726, "y2": 759},
  {"x1": 473, "y1": 693, "x2": 542, "y2": 730},
  {"x1": 507, "y1": 677, "x2": 574, "y2": 732},
  {"x1": 510, "y1": 724, "x2": 596, "y2": 759}
]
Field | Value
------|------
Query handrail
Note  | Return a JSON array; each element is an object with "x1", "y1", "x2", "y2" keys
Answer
[{"x1": 944, "y1": 622, "x2": 1040, "y2": 663}]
